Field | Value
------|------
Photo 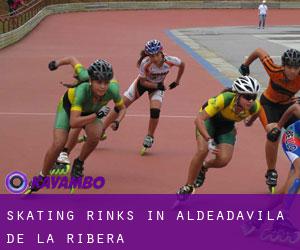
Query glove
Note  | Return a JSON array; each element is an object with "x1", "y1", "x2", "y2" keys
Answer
[
  {"x1": 239, "y1": 64, "x2": 250, "y2": 76},
  {"x1": 157, "y1": 82, "x2": 166, "y2": 91},
  {"x1": 208, "y1": 139, "x2": 217, "y2": 152},
  {"x1": 267, "y1": 127, "x2": 281, "y2": 142},
  {"x1": 111, "y1": 120, "x2": 120, "y2": 131},
  {"x1": 96, "y1": 106, "x2": 110, "y2": 119},
  {"x1": 48, "y1": 60, "x2": 58, "y2": 71},
  {"x1": 169, "y1": 81, "x2": 179, "y2": 90}
]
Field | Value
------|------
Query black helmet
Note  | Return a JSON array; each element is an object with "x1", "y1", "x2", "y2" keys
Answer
[
  {"x1": 88, "y1": 59, "x2": 113, "y2": 82},
  {"x1": 281, "y1": 49, "x2": 300, "y2": 67}
]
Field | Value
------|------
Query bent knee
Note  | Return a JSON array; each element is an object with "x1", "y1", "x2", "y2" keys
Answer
[
  {"x1": 86, "y1": 134, "x2": 101, "y2": 144},
  {"x1": 196, "y1": 147, "x2": 209, "y2": 156},
  {"x1": 214, "y1": 156, "x2": 232, "y2": 168}
]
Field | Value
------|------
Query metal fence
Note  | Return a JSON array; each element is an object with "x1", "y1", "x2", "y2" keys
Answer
[
  {"x1": 1, "y1": 0, "x2": 43, "y2": 33},
  {"x1": 0, "y1": 0, "x2": 86, "y2": 33}
]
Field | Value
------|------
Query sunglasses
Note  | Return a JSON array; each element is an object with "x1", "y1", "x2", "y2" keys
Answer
[{"x1": 241, "y1": 94, "x2": 257, "y2": 101}]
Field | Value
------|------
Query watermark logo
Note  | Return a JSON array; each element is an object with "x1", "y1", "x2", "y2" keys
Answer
[
  {"x1": 31, "y1": 175, "x2": 105, "y2": 190},
  {"x1": 5, "y1": 171, "x2": 105, "y2": 193},
  {"x1": 5, "y1": 171, "x2": 28, "y2": 194}
]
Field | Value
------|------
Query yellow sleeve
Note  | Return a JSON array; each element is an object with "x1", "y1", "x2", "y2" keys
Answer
[
  {"x1": 115, "y1": 98, "x2": 124, "y2": 107},
  {"x1": 68, "y1": 87, "x2": 83, "y2": 112},
  {"x1": 202, "y1": 94, "x2": 225, "y2": 117},
  {"x1": 74, "y1": 63, "x2": 83, "y2": 75}
]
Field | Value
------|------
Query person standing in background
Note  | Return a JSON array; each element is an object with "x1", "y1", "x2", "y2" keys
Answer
[
  {"x1": 258, "y1": 0, "x2": 268, "y2": 29},
  {"x1": 6, "y1": 0, "x2": 15, "y2": 15},
  {"x1": 7, "y1": 0, "x2": 26, "y2": 15}
]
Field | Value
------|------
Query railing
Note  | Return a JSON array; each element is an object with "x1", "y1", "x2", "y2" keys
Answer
[
  {"x1": 0, "y1": 0, "x2": 44, "y2": 33},
  {"x1": 0, "y1": 0, "x2": 84, "y2": 33},
  {"x1": 1, "y1": 0, "x2": 146, "y2": 33}
]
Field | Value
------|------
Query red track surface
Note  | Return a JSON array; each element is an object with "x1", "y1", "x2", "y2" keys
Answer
[{"x1": 1, "y1": 9, "x2": 300, "y2": 194}]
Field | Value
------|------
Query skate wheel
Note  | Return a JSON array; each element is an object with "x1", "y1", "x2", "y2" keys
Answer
[
  {"x1": 78, "y1": 135, "x2": 87, "y2": 143},
  {"x1": 270, "y1": 186, "x2": 276, "y2": 194},
  {"x1": 100, "y1": 133, "x2": 107, "y2": 141},
  {"x1": 140, "y1": 147, "x2": 147, "y2": 156},
  {"x1": 61, "y1": 164, "x2": 70, "y2": 175},
  {"x1": 50, "y1": 168, "x2": 61, "y2": 176},
  {"x1": 50, "y1": 163, "x2": 70, "y2": 176},
  {"x1": 24, "y1": 188, "x2": 32, "y2": 195},
  {"x1": 70, "y1": 187, "x2": 75, "y2": 194}
]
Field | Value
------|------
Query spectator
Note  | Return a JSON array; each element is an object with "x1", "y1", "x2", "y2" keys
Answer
[
  {"x1": 258, "y1": 0, "x2": 268, "y2": 29},
  {"x1": 7, "y1": 0, "x2": 14, "y2": 15},
  {"x1": 7, "y1": 0, "x2": 26, "y2": 15}
]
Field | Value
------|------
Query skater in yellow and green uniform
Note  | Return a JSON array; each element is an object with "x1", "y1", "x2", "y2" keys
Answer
[
  {"x1": 177, "y1": 76, "x2": 261, "y2": 196},
  {"x1": 26, "y1": 59, "x2": 126, "y2": 193},
  {"x1": 48, "y1": 57, "x2": 126, "y2": 170}
]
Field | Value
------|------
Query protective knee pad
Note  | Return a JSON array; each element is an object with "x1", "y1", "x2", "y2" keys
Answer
[
  {"x1": 150, "y1": 108, "x2": 160, "y2": 119},
  {"x1": 288, "y1": 178, "x2": 300, "y2": 194}
]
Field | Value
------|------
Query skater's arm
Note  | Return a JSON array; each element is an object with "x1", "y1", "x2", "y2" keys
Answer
[
  {"x1": 267, "y1": 104, "x2": 300, "y2": 142},
  {"x1": 244, "y1": 100, "x2": 261, "y2": 127},
  {"x1": 70, "y1": 106, "x2": 111, "y2": 128},
  {"x1": 112, "y1": 104, "x2": 126, "y2": 130},
  {"x1": 168, "y1": 61, "x2": 185, "y2": 90},
  {"x1": 48, "y1": 56, "x2": 82, "y2": 71},
  {"x1": 55, "y1": 56, "x2": 81, "y2": 68},
  {"x1": 115, "y1": 103, "x2": 126, "y2": 124},
  {"x1": 243, "y1": 48, "x2": 269, "y2": 66},
  {"x1": 244, "y1": 112, "x2": 259, "y2": 127},
  {"x1": 105, "y1": 103, "x2": 126, "y2": 131},
  {"x1": 278, "y1": 104, "x2": 300, "y2": 129},
  {"x1": 195, "y1": 111, "x2": 211, "y2": 141},
  {"x1": 70, "y1": 111, "x2": 97, "y2": 128},
  {"x1": 175, "y1": 61, "x2": 185, "y2": 85}
]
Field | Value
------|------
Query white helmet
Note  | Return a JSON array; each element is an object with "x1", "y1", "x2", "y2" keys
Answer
[{"x1": 232, "y1": 76, "x2": 260, "y2": 94}]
